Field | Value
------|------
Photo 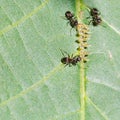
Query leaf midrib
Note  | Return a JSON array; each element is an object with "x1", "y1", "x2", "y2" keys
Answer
[{"x1": 75, "y1": 0, "x2": 86, "y2": 120}]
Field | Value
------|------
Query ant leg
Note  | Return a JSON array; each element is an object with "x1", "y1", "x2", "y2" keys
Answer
[
  {"x1": 63, "y1": 50, "x2": 70, "y2": 57},
  {"x1": 71, "y1": 54, "x2": 73, "y2": 58},
  {"x1": 88, "y1": 20, "x2": 92, "y2": 25},
  {"x1": 64, "y1": 64, "x2": 68, "y2": 67},
  {"x1": 72, "y1": 13, "x2": 77, "y2": 19},
  {"x1": 98, "y1": 12, "x2": 101, "y2": 15},
  {"x1": 60, "y1": 49, "x2": 70, "y2": 57},
  {"x1": 85, "y1": 7, "x2": 92, "y2": 19},
  {"x1": 73, "y1": 16, "x2": 77, "y2": 19},
  {"x1": 61, "y1": 16, "x2": 67, "y2": 20},
  {"x1": 67, "y1": 21, "x2": 70, "y2": 26},
  {"x1": 64, "y1": 52, "x2": 70, "y2": 58},
  {"x1": 86, "y1": 7, "x2": 91, "y2": 16},
  {"x1": 59, "y1": 48, "x2": 65, "y2": 57},
  {"x1": 86, "y1": 16, "x2": 91, "y2": 19},
  {"x1": 69, "y1": 63, "x2": 72, "y2": 67},
  {"x1": 70, "y1": 28, "x2": 73, "y2": 36},
  {"x1": 86, "y1": 7, "x2": 90, "y2": 12}
]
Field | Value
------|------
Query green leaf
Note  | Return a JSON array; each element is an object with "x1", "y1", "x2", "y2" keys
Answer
[{"x1": 0, "y1": 0, "x2": 120, "y2": 120}]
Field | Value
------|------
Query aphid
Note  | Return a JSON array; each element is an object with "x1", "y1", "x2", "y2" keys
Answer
[
  {"x1": 75, "y1": 40, "x2": 89, "y2": 49},
  {"x1": 60, "y1": 49, "x2": 81, "y2": 67},
  {"x1": 76, "y1": 23, "x2": 89, "y2": 43},
  {"x1": 65, "y1": 11, "x2": 78, "y2": 28},
  {"x1": 79, "y1": 50, "x2": 89, "y2": 63},
  {"x1": 87, "y1": 8, "x2": 102, "y2": 26},
  {"x1": 75, "y1": 23, "x2": 89, "y2": 63}
]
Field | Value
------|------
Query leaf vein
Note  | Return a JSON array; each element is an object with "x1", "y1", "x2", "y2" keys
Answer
[
  {"x1": 87, "y1": 97, "x2": 109, "y2": 120},
  {"x1": 0, "y1": 64, "x2": 62, "y2": 108},
  {"x1": 0, "y1": 0, "x2": 49, "y2": 36},
  {"x1": 88, "y1": 80, "x2": 120, "y2": 93},
  {"x1": 103, "y1": 19, "x2": 120, "y2": 35}
]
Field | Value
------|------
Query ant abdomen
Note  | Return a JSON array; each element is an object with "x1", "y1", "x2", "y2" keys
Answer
[{"x1": 88, "y1": 8, "x2": 102, "y2": 26}]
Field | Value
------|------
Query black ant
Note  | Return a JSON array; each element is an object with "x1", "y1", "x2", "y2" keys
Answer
[
  {"x1": 65, "y1": 11, "x2": 78, "y2": 28},
  {"x1": 87, "y1": 8, "x2": 102, "y2": 26},
  {"x1": 60, "y1": 49, "x2": 81, "y2": 67}
]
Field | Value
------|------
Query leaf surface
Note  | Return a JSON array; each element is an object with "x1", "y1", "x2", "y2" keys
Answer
[{"x1": 0, "y1": 0, "x2": 120, "y2": 120}]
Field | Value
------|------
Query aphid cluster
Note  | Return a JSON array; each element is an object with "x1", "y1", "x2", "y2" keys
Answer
[
  {"x1": 76, "y1": 23, "x2": 89, "y2": 46},
  {"x1": 75, "y1": 23, "x2": 89, "y2": 63},
  {"x1": 61, "y1": 8, "x2": 102, "y2": 66},
  {"x1": 88, "y1": 8, "x2": 102, "y2": 26}
]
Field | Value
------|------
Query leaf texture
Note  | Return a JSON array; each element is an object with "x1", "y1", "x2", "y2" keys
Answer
[{"x1": 0, "y1": 0, "x2": 120, "y2": 120}]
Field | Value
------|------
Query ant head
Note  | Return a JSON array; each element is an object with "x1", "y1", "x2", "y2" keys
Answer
[
  {"x1": 65, "y1": 11, "x2": 73, "y2": 19},
  {"x1": 61, "y1": 57, "x2": 68, "y2": 64},
  {"x1": 76, "y1": 56, "x2": 81, "y2": 62},
  {"x1": 71, "y1": 55, "x2": 81, "y2": 65},
  {"x1": 73, "y1": 55, "x2": 81, "y2": 61},
  {"x1": 92, "y1": 8, "x2": 98, "y2": 12},
  {"x1": 91, "y1": 8, "x2": 99, "y2": 16}
]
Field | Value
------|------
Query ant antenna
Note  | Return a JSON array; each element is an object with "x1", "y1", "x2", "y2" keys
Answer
[
  {"x1": 60, "y1": 16, "x2": 67, "y2": 20},
  {"x1": 59, "y1": 48, "x2": 70, "y2": 57},
  {"x1": 59, "y1": 48, "x2": 65, "y2": 57},
  {"x1": 70, "y1": 28, "x2": 73, "y2": 36}
]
